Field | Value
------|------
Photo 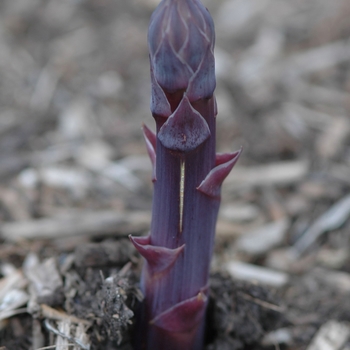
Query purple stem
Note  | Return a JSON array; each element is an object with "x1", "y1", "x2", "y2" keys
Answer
[{"x1": 130, "y1": 0, "x2": 240, "y2": 348}]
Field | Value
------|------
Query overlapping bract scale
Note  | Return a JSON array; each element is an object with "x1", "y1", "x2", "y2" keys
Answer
[
  {"x1": 158, "y1": 95, "x2": 210, "y2": 152},
  {"x1": 129, "y1": 235, "x2": 185, "y2": 276}
]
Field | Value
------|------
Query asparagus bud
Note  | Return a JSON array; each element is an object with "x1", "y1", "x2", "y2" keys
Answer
[
  {"x1": 149, "y1": 0, "x2": 216, "y2": 120},
  {"x1": 130, "y1": 0, "x2": 240, "y2": 349}
]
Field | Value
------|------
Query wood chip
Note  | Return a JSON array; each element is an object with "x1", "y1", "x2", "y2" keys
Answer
[
  {"x1": 0, "y1": 186, "x2": 32, "y2": 221},
  {"x1": 32, "y1": 319, "x2": 45, "y2": 349},
  {"x1": 293, "y1": 194, "x2": 350, "y2": 255},
  {"x1": 44, "y1": 319, "x2": 90, "y2": 350},
  {"x1": 220, "y1": 203, "x2": 260, "y2": 223},
  {"x1": 317, "y1": 248, "x2": 349, "y2": 269},
  {"x1": 330, "y1": 163, "x2": 350, "y2": 186},
  {"x1": 225, "y1": 160, "x2": 309, "y2": 189},
  {"x1": 30, "y1": 63, "x2": 61, "y2": 113},
  {"x1": 215, "y1": 219, "x2": 248, "y2": 238},
  {"x1": 73, "y1": 323, "x2": 90, "y2": 350},
  {"x1": 287, "y1": 40, "x2": 350, "y2": 76},
  {"x1": 316, "y1": 117, "x2": 350, "y2": 159},
  {"x1": 41, "y1": 304, "x2": 90, "y2": 326},
  {"x1": 225, "y1": 261, "x2": 289, "y2": 287},
  {"x1": 0, "y1": 210, "x2": 150, "y2": 242},
  {"x1": 312, "y1": 267, "x2": 350, "y2": 293},
  {"x1": 0, "y1": 269, "x2": 27, "y2": 301},
  {"x1": 56, "y1": 319, "x2": 72, "y2": 350},
  {"x1": 261, "y1": 328, "x2": 292, "y2": 346},
  {"x1": 0, "y1": 267, "x2": 29, "y2": 322},
  {"x1": 236, "y1": 218, "x2": 289, "y2": 255},
  {"x1": 306, "y1": 320, "x2": 350, "y2": 350},
  {"x1": 24, "y1": 257, "x2": 63, "y2": 306}
]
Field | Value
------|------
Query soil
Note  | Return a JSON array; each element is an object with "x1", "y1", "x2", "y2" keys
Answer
[
  {"x1": 1, "y1": 237, "x2": 350, "y2": 349},
  {"x1": 0, "y1": 238, "x2": 286, "y2": 350}
]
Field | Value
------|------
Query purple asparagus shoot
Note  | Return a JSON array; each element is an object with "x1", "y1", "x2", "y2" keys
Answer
[{"x1": 130, "y1": 0, "x2": 241, "y2": 348}]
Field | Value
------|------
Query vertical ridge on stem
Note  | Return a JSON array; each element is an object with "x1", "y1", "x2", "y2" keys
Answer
[{"x1": 179, "y1": 159, "x2": 185, "y2": 233}]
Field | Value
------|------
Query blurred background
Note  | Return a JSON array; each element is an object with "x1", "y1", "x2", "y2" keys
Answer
[
  {"x1": 1, "y1": 0, "x2": 350, "y2": 348},
  {"x1": 0, "y1": 0, "x2": 349, "y2": 252}
]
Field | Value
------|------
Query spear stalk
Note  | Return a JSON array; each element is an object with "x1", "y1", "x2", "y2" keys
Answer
[{"x1": 130, "y1": 0, "x2": 240, "y2": 348}]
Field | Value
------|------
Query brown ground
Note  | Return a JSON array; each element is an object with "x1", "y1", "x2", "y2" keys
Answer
[{"x1": 1, "y1": 0, "x2": 350, "y2": 349}]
